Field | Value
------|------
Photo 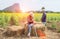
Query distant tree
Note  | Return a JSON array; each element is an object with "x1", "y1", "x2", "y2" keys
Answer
[{"x1": 0, "y1": 10, "x2": 3, "y2": 13}]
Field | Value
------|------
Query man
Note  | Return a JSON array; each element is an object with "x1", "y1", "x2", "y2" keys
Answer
[
  {"x1": 41, "y1": 7, "x2": 46, "y2": 26},
  {"x1": 41, "y1": 7, "x2": 47, "y2": 38}
]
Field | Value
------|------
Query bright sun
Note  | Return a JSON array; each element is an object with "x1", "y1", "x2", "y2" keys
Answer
[
  {"x1": 19, "y1": 4, "x2": 28, "y2": 13},
  {"x1": 22, "y1": 9, "x2": 26, "y2": 13},
  {"x1": 20, "y1": 7, "x2": 26, "y2": 13}
]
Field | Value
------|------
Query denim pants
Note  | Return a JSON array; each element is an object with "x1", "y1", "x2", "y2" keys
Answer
[
  {"x1": 42, "y1": 22, "x2": 46, "y2": 26},
  {"x1": 28, "y1": 24, "x2": 33, "y2": 33}
]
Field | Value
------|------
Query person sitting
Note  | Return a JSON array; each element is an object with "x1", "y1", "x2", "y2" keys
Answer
[{"x1": 27, "y1": 12, "x2": 34, "y2": 37}]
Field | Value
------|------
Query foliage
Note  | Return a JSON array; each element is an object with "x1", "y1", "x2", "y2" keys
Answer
[{"x1": 0, "y1": 13, "x2": 60, "y2": 28}]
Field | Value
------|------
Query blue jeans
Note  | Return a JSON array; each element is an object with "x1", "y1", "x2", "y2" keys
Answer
[
  {"x1": 28, "y1": 24, "x2": 33, "y2": 33},
  {"x1": 42, "y1": 22, "x2": 46, "y2": 26}
]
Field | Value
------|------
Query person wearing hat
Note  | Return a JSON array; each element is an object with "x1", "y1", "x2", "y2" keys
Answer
[{"x1": 41, "y1": 7, "x2": 46, "y2": 26}]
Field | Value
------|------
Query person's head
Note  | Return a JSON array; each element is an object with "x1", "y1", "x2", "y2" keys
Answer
[
  {"x1": 41, "y1": 7, "x2": 45, "y2": 11},
  {"x1": 29, "y1": 12, "x2": 34, "y2": 17}
]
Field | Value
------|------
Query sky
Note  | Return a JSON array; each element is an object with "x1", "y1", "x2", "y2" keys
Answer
[{"x1": 0, "y1": 0, "x2": 60, "y2": 12}]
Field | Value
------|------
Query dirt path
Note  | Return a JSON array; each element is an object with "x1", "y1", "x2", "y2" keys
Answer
[
  {"x1": 0, "y1": 29, "x2": 60, "y2": 39},
  {"x1": 45, "y1": 30, "x2": 60, "y2": 39}
]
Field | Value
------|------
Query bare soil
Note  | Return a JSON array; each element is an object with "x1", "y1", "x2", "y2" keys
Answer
[
  {"x1": 0, "y1": 22, "x2": 60, "y2": 39},
  {"x1": 0, "y1": 28, "x2": 60, "y2": 39}
]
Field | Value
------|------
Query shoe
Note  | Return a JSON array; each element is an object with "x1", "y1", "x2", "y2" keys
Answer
[{"x1": 27, "y1": 33, "x2": 30, "y2": 37}]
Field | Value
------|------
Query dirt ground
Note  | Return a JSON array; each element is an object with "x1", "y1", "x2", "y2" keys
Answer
[
  {"x1": 0, "y1": 28, "x2": 60, "y2": 39},
  {"x1": 0, "y1": 22, "x2": 60, "y2": 39}
]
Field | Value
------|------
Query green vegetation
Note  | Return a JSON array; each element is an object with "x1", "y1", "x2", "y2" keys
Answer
[
  {"x1": 0, "y1": 13, "x2": 60, "y2": 28},
  {"x1": 47, "y1": 13, "x2": 60, "y2": 22}
]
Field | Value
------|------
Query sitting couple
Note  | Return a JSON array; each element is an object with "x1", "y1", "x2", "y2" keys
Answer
[{"x1": 26, "y1": 7, "x2": 46, "y2": 37}]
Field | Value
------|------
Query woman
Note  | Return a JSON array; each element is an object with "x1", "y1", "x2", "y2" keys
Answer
[{"x1": 27, "y1": 12, "x2": 34, "y2": 37}]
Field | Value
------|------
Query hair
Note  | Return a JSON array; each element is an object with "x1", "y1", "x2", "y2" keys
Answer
[
  {"x1": 29, "y1": 12, "x2": 34, "y2": 17},
  {"x1": 41, "y1": 7, "x2": 45, "y2": 9}
]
